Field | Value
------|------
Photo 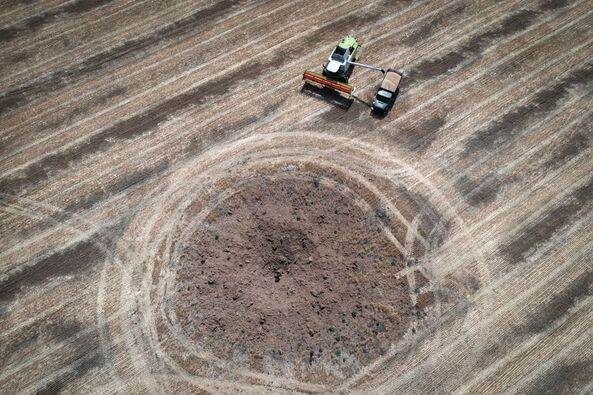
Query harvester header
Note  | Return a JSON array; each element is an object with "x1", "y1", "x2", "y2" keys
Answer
[{"x1": 302, "y1": 70, "x2": 354, "y2": 98}]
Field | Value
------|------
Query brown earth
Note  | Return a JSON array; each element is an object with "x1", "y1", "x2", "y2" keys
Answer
[
  {"x1": 173, "y1": 174, "x2": 412, "y2": 378},
  {"x1": 1, "y1": 0, "x2": 592, "y2": 393}
]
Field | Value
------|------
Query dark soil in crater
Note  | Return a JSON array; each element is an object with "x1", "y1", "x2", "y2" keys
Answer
[{"x1": 172, "y1": 174, "x2": 414, "y2": 378}]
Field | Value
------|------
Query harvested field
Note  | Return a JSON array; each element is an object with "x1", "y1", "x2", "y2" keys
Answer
[{"x1": 0, "y1": 0, "x2": 592, "y2": 392}]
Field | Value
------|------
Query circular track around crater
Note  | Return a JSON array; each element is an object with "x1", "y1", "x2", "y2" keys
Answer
[{"x1": 98, "y1": 132, "x2": 492, "y2": 392}]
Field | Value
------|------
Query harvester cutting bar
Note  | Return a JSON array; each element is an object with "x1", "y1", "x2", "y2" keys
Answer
[{"x1": 303, "y1": 70, "x2": 354, "y2": 97}]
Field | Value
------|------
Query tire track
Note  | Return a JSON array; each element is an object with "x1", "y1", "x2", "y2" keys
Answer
[
  {"x1": 0, "y1": 0, "x2": 117, "y2": 46},
  {"x1": 2, "y1": 10, "x2": 584, "y2": 272},
  {"x1": 0, "y1": 0, "x2": 70, "y2": 26},
  {"x1": 0, "y1": 0, "x2": 258, "y2": 116},
  {"x1": 0, "y1": 0, "x2": 369, "y2": 157},
  {"x1": 360, "y1": 205, "x2": 593, "y2": 392},
  {"x1": 0, "y1": 0, "x2": 576, "y2": 262},
  {"x1": 3, "y1": 0, "x2": 520, "y2": 184},
  {"x1": 253, "y1": 0, "x2": 587, "y2": 146},
  {"x1": 0, "y1": 0, "x2": 434, "y2": 198},
  {"x1": 432, "y1": 105, "x2": 593, "y2": 276},
  {"x1": 454, "y1": 253, "x2": 593, "y2": 393},
  {"x1": 0, "y1": 0, "x2": 196, "y2": 85}
]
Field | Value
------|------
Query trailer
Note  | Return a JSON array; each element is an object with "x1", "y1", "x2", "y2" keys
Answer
[
  {"x1": 371, "y1": 69, "x2": 402, "y2": 116},
  {"x1": 302, "y1": 36, "x2": 403, "y2": 114}
]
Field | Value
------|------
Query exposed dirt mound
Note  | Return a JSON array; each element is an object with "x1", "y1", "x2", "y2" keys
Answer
[{"x1": 172, "y1": 174, "x2": 413, "y2": 377}]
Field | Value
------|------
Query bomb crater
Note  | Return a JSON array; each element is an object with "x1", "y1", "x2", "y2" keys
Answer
[{"x1": 171, "y1": 172, "x2": 415, "y2": 380}]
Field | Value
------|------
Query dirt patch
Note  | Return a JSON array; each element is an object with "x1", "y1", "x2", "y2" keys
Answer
[
  {"x1": 0, "y1": 239, "x2": 103, "y2": 304},
  {"x1": 514, "y1": 270, "x2": 593, "y2": 335},
  {"x1": 523, "y1": 357, "x2": 593, "y2": 395},
  {"x1": 463, "y1": 63, "x2": 593, "y2": 157},
  {"x1": 0, "y1": 0, "x2": 245, "y2": 116},
  {"x1": 172, "y1": 174, "x2": 413, "y2": 379},
  {"x1": 398, "y1": 115, "x2": 447, "y2": 152},
  {"x1": 0, "y1": 0, "x2": 116, "y2": 45},
  {"x1": 414, "y1": 270, "x2": 430, "y2": 288},
  {"x1": 406, "y1": 9, "x2": 540, "y2": 86},
  {"x1": 455, "y1": 172, "x2": 508, "y2": 207},
  {"x1": 543, "y1": 127, "x2": 591, "y2": 170},
  {"x1": 501, "y1": 176, "x2": 593, "y2": 263},
  {"x1": 415, "y1": 291, "x2": 435, "y2": 311},
  {"x1": 399, "y1": 4, "x2": 468, "y2": 47}
]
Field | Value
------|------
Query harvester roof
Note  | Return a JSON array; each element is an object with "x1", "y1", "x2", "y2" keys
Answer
[{"x1": 338, "y1": 36, "x2": 358, "y2": 49}]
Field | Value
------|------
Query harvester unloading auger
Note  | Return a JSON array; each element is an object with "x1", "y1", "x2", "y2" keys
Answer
[{"x1": 302, "y1": 36, "x2": 403, "y2": 115}]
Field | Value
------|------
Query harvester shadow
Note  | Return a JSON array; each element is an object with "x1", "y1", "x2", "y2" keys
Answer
[
  {"x1": 300, "y1": 84, "x2": 353, "y2": 111},
  {"x1": 352, "y1": 93, "x2": 372, "y2": 108}
]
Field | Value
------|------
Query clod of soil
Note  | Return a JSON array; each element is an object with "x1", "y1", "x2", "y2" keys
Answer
[{"x1": 172, "y1": 173, "x2": 413, "y2": 379}]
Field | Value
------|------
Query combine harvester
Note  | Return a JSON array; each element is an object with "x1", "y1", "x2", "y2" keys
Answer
[{"x1": 302, "y1": 36, "x2": 403, "y2": 115}]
